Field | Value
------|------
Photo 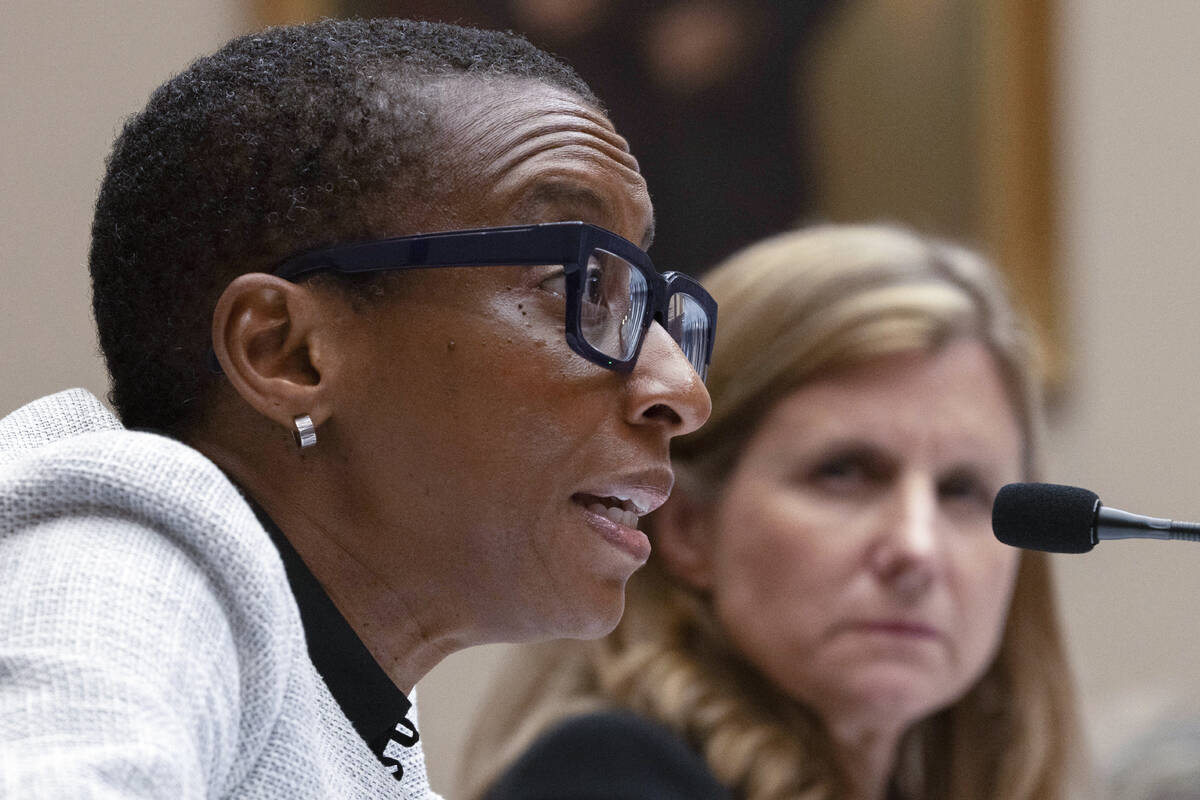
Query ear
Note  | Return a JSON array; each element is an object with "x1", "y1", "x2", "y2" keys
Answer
[
  {"x1": 210, "y1": 273, "x2": 334, "y2": 431},
  {"x1": 652, "y1": 485, "x2": 718, "y2": 590}
]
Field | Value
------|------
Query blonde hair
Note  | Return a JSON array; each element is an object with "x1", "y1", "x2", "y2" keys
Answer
[{"x1": 460, "y1": 224, "x2": 1081, "y2": 800}]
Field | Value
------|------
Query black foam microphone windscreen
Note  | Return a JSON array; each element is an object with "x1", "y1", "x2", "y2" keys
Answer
[{"x1": 992, "y1": 482, "x2": 1100, "y2": 553}]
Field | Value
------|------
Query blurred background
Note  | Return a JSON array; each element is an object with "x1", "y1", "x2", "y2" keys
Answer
[{"x1": 3, "y1": 0, "x2": 1198, "y2": 792}]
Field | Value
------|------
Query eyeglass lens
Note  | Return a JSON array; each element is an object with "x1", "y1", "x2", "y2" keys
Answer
[
  {"x1": 667, "y1": 292, "x2": 711, "y2": 381},
  {"x1": 580, "y1": 248, "x2": 648, "y2": 363},
  {"x1": 579, "y1": 248, "x2": 711, "y2": 379}
]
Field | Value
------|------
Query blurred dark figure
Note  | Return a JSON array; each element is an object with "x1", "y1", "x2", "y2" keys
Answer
[{"x1": 351, "y1": 0, "x2": 837, "y2": 274}]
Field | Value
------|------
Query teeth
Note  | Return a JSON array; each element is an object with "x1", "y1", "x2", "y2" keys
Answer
[
  {"x1": 586, "y1": 502, "x2": 640, "y2": 529},
  {"x1": 610, "y1": 493, "x2": 650, "y2": 515}
]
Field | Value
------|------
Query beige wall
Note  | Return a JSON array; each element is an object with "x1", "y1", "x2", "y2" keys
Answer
[
  {"x1": 0, "y1": 0, "x2": 249, "y2": 409},
  {"x1": 3, "y1": 0, "x2": 1198, "y2": 793},
  {"x1": 1045, "y1": 0, "x2": 1200, "y2": 758}
]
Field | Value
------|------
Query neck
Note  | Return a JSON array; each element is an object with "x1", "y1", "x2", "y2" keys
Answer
[
  {"x1": 828, "y1": 720, "x2": 905, "y2": 800},
  {"x1": 191, "y1": 431, "x2": 489, "y2": 692},
  {"x1": 265, "y1": 497, "x2": 464, "y2": 692}
]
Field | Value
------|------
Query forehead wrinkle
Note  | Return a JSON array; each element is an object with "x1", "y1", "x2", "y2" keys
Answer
[
  {"x1": 448, "y1": 95, "x2": 641, "y2": 174},
  {"x1": 433, "y1": 82, "x2": 650, "y2": 239},
  {"x1": 489, "y1": 137, "x2": 646, "y2": 196},
  {"x1": 479, "y1": 93, "x2": 629, "y2": 149},
  {"x1": 477, "y1": 126, "x2": 643, "y2": 187}
]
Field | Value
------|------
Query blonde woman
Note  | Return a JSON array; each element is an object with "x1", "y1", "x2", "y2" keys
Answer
[{"x1": 460, "y1": 224, "x2": 1082, "y2": 800}]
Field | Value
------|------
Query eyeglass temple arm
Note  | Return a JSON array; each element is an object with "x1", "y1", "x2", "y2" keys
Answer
[{"x1": 274, "y1": 224, "x2": 587, "y2": 280}]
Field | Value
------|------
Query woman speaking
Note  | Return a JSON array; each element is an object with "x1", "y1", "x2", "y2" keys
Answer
[{"x1": 0, "y1": 18, "x2": 712, "y2": 799}]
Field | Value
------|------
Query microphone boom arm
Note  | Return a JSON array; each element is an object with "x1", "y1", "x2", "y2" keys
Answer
[{"x1": 1097, "y1": 505, "x2": 1200, "y2": 542}]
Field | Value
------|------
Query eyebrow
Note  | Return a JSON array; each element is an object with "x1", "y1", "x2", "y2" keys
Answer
[
  {"x1": 511, "y1": 181, "x2": 656, "y2": 251},
  {"x1": 641, "y1": 216, "x2": 656, "y2": 252}
]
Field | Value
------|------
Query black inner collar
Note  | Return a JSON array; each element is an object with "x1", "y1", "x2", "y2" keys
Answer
[{"x1": 248, "y1": 501, "x2": 417, "y2": 764}]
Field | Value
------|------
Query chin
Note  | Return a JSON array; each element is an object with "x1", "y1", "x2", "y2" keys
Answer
[
  {"x1": 788, "y1": 663, "x2": 943, "y2": 720},
  {"x1": 553, "y1": 582, "x2": 628, "y2": 641},
  {"x1": 836, "y1": 673, "x2": 955, "y2": 724},
  {"x1": 506, "y1": 578, "x2": 628, "y2": 644}
]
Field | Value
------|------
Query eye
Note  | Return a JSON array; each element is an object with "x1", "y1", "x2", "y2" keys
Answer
[
  {"x1": 809, "y1": 454, "x2": 872, "y2": 494},
  {"x1": 538, "y1": 268, "x2": 567, "y2": 297},
  {"x1": 583, "y1": 263, "x2": 604, "y2": 306},
  {"x1": 799, "y1": 443, "x2": 896, "y2": 499},
  {"x1": 938, "y1": 469, "x2": 992, "y2": 509}
]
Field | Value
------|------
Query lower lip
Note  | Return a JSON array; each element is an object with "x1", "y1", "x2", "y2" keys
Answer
[
  {"x1": 851, "y1": 623, "x2": 941, "y2": 640},
  {"x1": 578, "y1": 504, "x2": 651, "y2": 563}
]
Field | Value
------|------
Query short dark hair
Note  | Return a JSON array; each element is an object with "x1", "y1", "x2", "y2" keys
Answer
[{"x1": 89, "y1": 17, "x2": 597, "y2": 432}]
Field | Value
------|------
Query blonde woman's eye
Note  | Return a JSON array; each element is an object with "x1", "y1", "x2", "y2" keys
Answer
[
  {"x1": 811, "y1": 457, "x2": 868, "y2": 491},
  {"x1": 939, "y1": 471, "x2": 991, "y2": 508}
]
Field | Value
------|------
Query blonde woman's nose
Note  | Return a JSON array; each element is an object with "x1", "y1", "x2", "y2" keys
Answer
[{"x1": 868, "y1": 476, "x2": 939, "y2": 595}]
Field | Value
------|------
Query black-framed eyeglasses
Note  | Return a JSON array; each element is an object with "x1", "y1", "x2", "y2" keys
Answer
[{"x1": 257, "y1": 221, "x2": 717, "y2": 380}]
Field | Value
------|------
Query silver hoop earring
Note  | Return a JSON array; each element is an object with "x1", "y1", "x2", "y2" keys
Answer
[{"x1": 292, "y1": 414, "x2": 317, "y2": 449}]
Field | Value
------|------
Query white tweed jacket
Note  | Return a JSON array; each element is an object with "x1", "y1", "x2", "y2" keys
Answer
[{"x1": 0, "y1": 389, "x2": 440, "y2": 799}]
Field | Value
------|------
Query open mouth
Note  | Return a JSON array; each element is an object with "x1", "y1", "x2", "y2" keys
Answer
[{"x1": 572, "y1": 492, "x2": 643, "y2": 529}]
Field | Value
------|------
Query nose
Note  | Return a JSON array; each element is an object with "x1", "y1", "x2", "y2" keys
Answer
[
  {"x1": 869, "y1": 475, "x2": 939, "y2": 598},
  {"x1": 625, "y1": 321, "x2": 712, "y2": 437}
]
